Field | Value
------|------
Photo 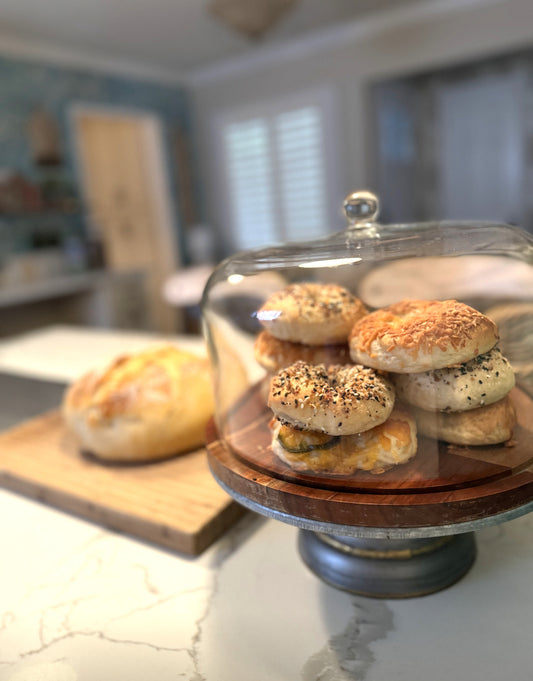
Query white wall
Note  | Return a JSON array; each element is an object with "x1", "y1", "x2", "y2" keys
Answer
[{"x1": 188, "y1": 0, "x2": 533, "y2": 246}]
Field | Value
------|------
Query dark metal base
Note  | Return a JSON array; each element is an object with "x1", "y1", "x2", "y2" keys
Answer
[{"x1": 298, "y1": 530, "x2": 477, "y2": 598}]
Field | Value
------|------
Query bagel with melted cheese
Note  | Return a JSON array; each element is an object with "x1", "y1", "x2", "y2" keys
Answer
[
  {"x1": 393, "y1": 346, "x2": 515, "y2": 412},
  {"x1": 349, "y1": 299, "x2": 499, "y2": 373},
  {"x1": 257, "y1": 282, "x2": 367, "y2": 346},
  {"x1": 62, "y1": 345, "x2": 214, "y2": 462},
  {"x1": 271, "y1": 405, "x2": 417, "y2": 475},
  {"x1": 267, "y1": 360, "x2": 413, "y2": 476}
]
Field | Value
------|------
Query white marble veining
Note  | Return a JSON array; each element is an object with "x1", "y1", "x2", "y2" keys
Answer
[
  {"x1": 2, "y1": 326, "x2": 533, "y2": 680},
  {"x1": 2, "y1": 484, "x2": 533, "y2": 680}
]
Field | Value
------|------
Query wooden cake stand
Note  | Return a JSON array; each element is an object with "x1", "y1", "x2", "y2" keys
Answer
[{"x1": 206, "y1": 382, "x2": 533, "y2": 597}]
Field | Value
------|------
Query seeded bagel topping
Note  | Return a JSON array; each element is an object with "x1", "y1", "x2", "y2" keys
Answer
[
  {"x1": 257, "y1": 282, "x2": 369, "y2": 346},
  {"x1": 270, "y1": 361, "x2": 392, "y2": 416},
  {"x1": 260, "y1": 283, "x2": 354, "y2": 319},
  {"x1": 257, "y1": 282, "x2": 366, "y2": 327},
  {"x1": 392, "y1": 344, "x2": 515, "y2": 413}
]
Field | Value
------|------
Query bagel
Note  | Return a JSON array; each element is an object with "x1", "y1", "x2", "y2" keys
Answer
[
  {"x1": 270, "y1": 405, "x2": 417, "y2": 475},
  {"x1": 268, "y1": 361, "x2": 395, "y2": 436},
  {"x1": 349, "y1": 299, "x2": 498, "y2": 373},
  {"x1": 254, "y1": 330, "x2": 351, "y2": 373},
  {"x1": 412, "y1": 395, "x2": 516, "y2": 446},
  {"x1": 393, "y1": 346, "x2": 515, "y2": 412},
  {"x1": 257, "y1": 282, "x2": 367, "y2": 345}
]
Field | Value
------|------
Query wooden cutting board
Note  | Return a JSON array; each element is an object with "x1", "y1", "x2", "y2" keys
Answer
[{"x1": 0, "y1": 410, "x2": 245, "y2": 555}]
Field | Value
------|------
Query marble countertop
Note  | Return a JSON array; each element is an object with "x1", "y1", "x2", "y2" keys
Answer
[{"x1": 1, "y1": 326, "x2": 533, "y2": 680}]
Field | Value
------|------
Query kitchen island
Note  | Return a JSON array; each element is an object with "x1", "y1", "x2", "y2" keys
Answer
[{"x1": 0, "y1": 326, "x2": 532, "y2": 680}]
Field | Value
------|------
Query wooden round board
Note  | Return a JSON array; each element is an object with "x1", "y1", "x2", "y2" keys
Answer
[{"x1": 206, "y1": 382, "x2": 533, "y2": 530}]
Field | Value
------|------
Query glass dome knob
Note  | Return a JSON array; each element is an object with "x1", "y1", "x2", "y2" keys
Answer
[{"x1": 343, "y1": 190, "x2": 380, "y2": 227}]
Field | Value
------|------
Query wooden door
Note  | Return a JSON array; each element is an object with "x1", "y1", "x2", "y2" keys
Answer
[{"x1": 74, "y1": 111, "x2": 181, "y2": 333}]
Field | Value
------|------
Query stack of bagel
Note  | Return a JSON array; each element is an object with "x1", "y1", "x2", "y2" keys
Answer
[
  {"x1": 255, "y1": 283, "x2": 418, "y2": 475},
  {"x1": 255, "y1": 284, "x2": 517, "y2": 476},
  {"x1": 253, "y1": 282, "x2": 364, "y2": 373},
  {"x1": 349, "y1": 299, "x2": 516, "y2": 447}
]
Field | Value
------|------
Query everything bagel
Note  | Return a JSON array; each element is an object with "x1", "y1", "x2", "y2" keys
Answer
[
  {"x1": 349, "y1": 299, "x2": 499, "y2": 373},
  {"x1": 393, "y1": 346, "x2": 515, "y2": 412},
  {"x1": 268, "y1": 360, "x2": 395, "y2": 436},
  {"x1": 257, "y1": 282, "x2": 367, "y2": 346}
]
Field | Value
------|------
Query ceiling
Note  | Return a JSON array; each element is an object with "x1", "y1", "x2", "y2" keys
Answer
[{"x1": 0, "y1": 0, "x2": 434, "y2": 81}]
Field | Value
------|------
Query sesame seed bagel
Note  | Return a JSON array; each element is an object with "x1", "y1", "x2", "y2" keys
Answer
[
  {"x1": 393, "y1": 346, "x2": 515, "y2": 412},
  {"x1": 349, "y1": 298, "x2": 499, "y2": 373},
  {"x1": 254, "y1": 330, "x2": 351, "y2": 373},
  {"x1": 257, "y1": 282, "x2": 367, "y2": 346},
  {"x1": 413, "y1": 394, "x2": 516, "y2": 446},
  {"x1": 268, "y1": 360, "x2": 395, "y2": 436}
]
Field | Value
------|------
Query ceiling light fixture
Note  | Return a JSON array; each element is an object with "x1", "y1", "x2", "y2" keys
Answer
[{"x1": 208, "y1": 0, "x2": 299, "y2": 39}]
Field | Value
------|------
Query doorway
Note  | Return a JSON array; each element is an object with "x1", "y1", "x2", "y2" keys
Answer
[{"x1": 71, "y1": 106, "x2": 183, "y2": 333}]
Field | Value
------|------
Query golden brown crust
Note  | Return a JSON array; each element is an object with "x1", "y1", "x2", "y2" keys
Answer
[
  {"x1": 268, "y1": 360, "x2": 395, "y2": 435},
  {"x1": 413, "y1": 395, "x2": 516, "y2": 446},
  {"x1": 62, "y1": 345, "x2": 214, "y2": 461},
  {"x1": 271, "y1": 405, "x2": 417, "y2": 475},
  {"x1": 253, "y1": 330, "x2": 351, "y2": 373},
  {"x1": 257, "y1": 282, "x2": 367, "y2": 345},
  {"x1": 350, "y1": 299, "x2": 499, "y2": 373}
]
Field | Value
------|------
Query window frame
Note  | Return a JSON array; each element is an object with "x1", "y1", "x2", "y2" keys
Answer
[{"x1": 210, "y1": 85, "x2": 341, "y2": 254}]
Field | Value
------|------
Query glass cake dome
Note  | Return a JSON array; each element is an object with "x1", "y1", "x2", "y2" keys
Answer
[
  {"x1": 201, "y1": 189, "x2": 533, "y2": 597},
  {"x1": 201, "y1": 190, "x2": 533, "y2": 536}
]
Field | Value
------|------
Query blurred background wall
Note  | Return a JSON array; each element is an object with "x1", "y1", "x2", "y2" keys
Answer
[
  {"x1": 190, "y1": 0, "x2": 533, "y2": 253},
  {"x1": 0, "y1": 0, "x2": 532, "y2": 335},
  {"x1": 0, "y1": 54, "x2": 193, "y2": 335}
]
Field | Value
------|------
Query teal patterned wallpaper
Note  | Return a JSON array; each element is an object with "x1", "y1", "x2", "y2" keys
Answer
[{"x1": 0, "y1": 54, "x2": 191, "y2": 260}]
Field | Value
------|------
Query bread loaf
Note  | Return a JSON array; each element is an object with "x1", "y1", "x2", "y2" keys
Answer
[{"x1": 62, "y1": 345, "x2": 214, "y2": 462}]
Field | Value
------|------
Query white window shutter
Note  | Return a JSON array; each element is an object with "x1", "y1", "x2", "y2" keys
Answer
[
  {"x1": 224, "y1": 118, "x2": 277, "y2": 249},
  {"x1": 221, "y1": 100, "x2": 331, "y2": 249},
  {"x1": 275, "y1": 106, "x2": 327, "y2": 242}
]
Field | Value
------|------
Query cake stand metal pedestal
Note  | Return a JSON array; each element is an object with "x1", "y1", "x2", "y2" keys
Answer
[{"x1": 297, "y1": 530, "x2": 476, "y2": 598}]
